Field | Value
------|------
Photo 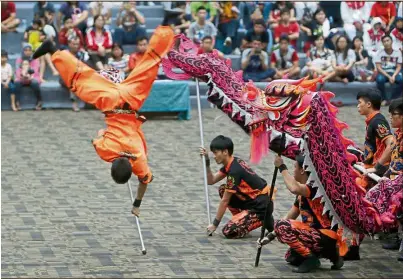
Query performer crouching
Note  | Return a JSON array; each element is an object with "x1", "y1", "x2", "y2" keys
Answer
[{"x1": 199, "y1": 135, "x2": 270, "y2": 238}]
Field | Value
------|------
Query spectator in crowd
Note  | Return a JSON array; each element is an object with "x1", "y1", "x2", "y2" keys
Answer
[
  {"x1": 341, "y1": 1, "x2": 372, "y2": 42},
  {"x1": 197, "y1": 36, "x2": 227, "y2": 64},
  {"x1": 301, "y1": 35, "x2": 334, "y2": 81},
  {"x1": 364, "y1": 17, "x2": 386, "y2": 59},
  {"x1": 24, "y1": 19, "x2": 46, "y2": 51},
  {"x1": 188, "y1": 6, "x2": 217, "y2": 44},
  {"x1": 128, "y1": 36, "x2": 147, "y2": 71},
  {"x1": 57, "y1": 1, "x2": 88, "y2": 34},
  {"x1": 274, "y1": 8, "x2": 300, "y2": 49},
  {"x1": 113, "y1": 1, "x2": 146, "y2": 46},
  {"x1": 107, "y1": 43, "x2": 130, "y2": 79},
  {"x1": 270, "y1": 35, "x2": 300, "y2": 79},
  {"x1": 391, "y1": 17, "x2": 403, "y2": 52},
  {"x1": 190, "y1": 1, "x2": 217, "y2": 23},
  {"x1": 331, "y1": 35, "x2": 356, "y2": 83},
  {"x1": 241, "y1": 19, "x2": 269, "y2": 51},
  {"x1": 241, "y1": 38, "x2": 275, "y2": 82},
  {"x1": 37, "y1": 12, "x2": 57, "y2": 44},
  {"x1": 294, "y1": 2, "x2": 317, "y2": 24},
  {"x1": 15, "y1": 58, "x2": 42, "y2": 110},
  {"x1": 1, "y1": 50, "x2": 17, "y2": 111},
  {"x1": 86, "y1": 15, "x2": 113, "y2": 70},
  {"x1": 300, "y1": 8, "x2": 330, "y2": 52},
  {"x1": 162, "y1": 3, "x2": 191, "y2": 35},
  {"x1": 34, "y1": 1, "x2": 55, "y2": 21},
  {"x1": 87, "y1": 2, "x2": 113, "y2": 29},
  {"x1": 370, "y1": 1, "x2": 396, "y2": 33},
  {"x1": 59, "y1": 37, "x2": 89, "y2": 112},
  {"x1": 216, "y1": 2, "x2": 240, "y2": 51},
  {"x1": 374, "y1": 35, "x2": 403, "y2": 105},
  {"x1": 268, "y1": 1, "x2": 296, "y2": 28},
  {"x1": 319, "y1": 1, "x2": 343, "y2": 28},
  {"x1": 58, "y1": 16, "x2": 85, "y2": 50},
  {"x1": 399, "y1": 2, "x2": 403, "y2": 18},
  {"x1": 1, "y1": 1, "x2": 20, "y2": 33},
  {"x1": 352, "y1": 36, "x2": 374, "y2": 82},
  {"x1": 239, "y1": 2, "x2": 271, "y2": 30}
]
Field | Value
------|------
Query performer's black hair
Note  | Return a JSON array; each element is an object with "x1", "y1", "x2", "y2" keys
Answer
[
  {"x1": 389, "y1": 98, "x2": 403, "y2": 115},
  {"x1": 356, "y1": 88, "x2": 382, "y2": 110},
  {"x1": 210, "y1": 135, "x2": 234, "y2": 155},
  {"x1": 295, "y1": 154, "x2": 311, "y2": 176},
  {"x1": 111, "y1": 158, "x2": 132, "y2": 184}
]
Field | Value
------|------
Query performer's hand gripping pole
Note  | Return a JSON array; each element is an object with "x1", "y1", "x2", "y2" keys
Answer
[
  {"x1": 255, "y1": 133, "x2": 286, "y2": 267},
  {"x1": 196, "y1": 78, "x2": 212, "y2": 227},
  {"x1": 127, "y1": 181, "x2": 147, "y2": 255},
  {"x1": 353, "y1": 164, "x2": 381, "y2": 182}
]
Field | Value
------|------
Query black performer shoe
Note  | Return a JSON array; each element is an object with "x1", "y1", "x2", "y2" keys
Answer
[
  {"x1": 343, "y1": 245, "x2": 361, "y2": 261},
  {"x1": 330, "y1": 255, "x2": 344, "y2": 270},
  {"x1": 293, "y1": 255, "x2": 321, "y2": 273},
  {"x1": 398, "y1": 240, "x2": 403, "y2": 262},
  {"x1": 286, "y1": 249, "x2": 304, "y2": 266},
  {"x1": 32, "y1": 40, "x2": 57, "y2": 59}
]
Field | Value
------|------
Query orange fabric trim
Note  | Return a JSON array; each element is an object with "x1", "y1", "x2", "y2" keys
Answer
[
  {"x1": 224, "y1": 156, "x2": 235, "y2": 173},
  {"x1": 290, "y1": 219, "x2": 311, "y2": 230},
  {"x1": 365, "y1": 111, "x2": 380, "y2": 125},
  {"x1": 225, "y1": 189, "x2": 237, "y2": 193},
  {"x1": 304, "y1": 184, "x2": 311, "y2": 198}
]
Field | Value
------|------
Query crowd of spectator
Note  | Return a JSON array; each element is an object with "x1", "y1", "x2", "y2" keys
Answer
[{"x1": 1, "y1": 1, "x2": 403, "y2": 111}]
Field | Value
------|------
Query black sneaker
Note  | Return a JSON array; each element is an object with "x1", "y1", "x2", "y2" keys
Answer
[
  {"x1": 286, "y1": 249, "x2": 304, "y2": 266},
  {"x1": 382, "y1": 238, "x2": 401, "y2": 250},
  {"x1": 343, "y1": 245, "x2": 360, "y2": 261},
  {"x1": 32, "y1": 40, "x2": 57, "y2": 59},
  {"x1": 331, "y1": 255, "x2": 344, "y2": 270},
  {"x1": 292, "y1": 255, "x2": 321, "y2": 273}
]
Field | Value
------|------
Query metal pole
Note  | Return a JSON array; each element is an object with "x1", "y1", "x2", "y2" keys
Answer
[
  {"x1": 353, "y1": 164, "x2": 381, "y2": 182},
  {"x1": 196, "y1": 78, "x2": 212, "y2": 225},
  {"x1": 127, "y1": 181, "x2": 147, "y2": 255}
]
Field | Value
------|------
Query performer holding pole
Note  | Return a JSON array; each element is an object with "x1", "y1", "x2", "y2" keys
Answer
[
  {"x1": 127, "y1": 181, "x2": 147, "y2": 255},
  {"x1": 32, "y1": 26, "x2": 175, "y2": 220},
  {"x1": 199, "y1": 135, "x2": 270, "y2": 238}
]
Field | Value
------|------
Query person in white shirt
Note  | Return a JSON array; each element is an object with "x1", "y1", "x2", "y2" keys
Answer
[
  {"x1": 1, "y1": 50, "x2": 18, "y2": 111},
  {"x1": 331, "y1": 35, "x2": 356, "y2": 83},
  {"x1": 188, "y1": 6, "x2": 217, "y2": 44},
  {"x1": 363, "y1": 17, "x2": 385, "y2": 59},
  {"x1": 341, "y1": 1, "x2": 373, "y2": 41},
  {"x1": 374, "y1": 34, "x2": 403, "y2": 105}
]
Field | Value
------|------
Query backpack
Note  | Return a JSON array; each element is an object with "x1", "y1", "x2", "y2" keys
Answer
[{"x1": 301, "y1": 3, "x2": 313, "y2": 26}]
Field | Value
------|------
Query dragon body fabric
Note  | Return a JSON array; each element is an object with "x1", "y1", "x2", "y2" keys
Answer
[{"x1": 162, "y1": 34, "x2": 403, "y2": 238}]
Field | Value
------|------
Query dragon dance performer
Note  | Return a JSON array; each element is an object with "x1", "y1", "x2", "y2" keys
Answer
[
  {"x1": 199, "y1": 135, "x2": 271, "y2": 239},
  {"x1": 259, "y1": 155, "x2": 344, "y2": 273},
  {"x1": 32, "y1": 26, "x2": 174, "y2": 217}
]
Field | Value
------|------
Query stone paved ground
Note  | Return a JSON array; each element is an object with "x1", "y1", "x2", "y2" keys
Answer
[{"x1": 2, "y1": 107, "x2": 403, "y2": 278}]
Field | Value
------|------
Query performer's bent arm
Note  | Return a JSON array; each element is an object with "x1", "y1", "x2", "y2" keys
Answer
[
  {"x1": 284, "y1": 205, "x2": 300, "y2": 220},
  {"x1": 200, "y1": 147, "x2": 226, "y2": 185},
  {"x1": 136, "y1": 182, "x2": 148, "y2": 201},
  {"x1": 215, "y1": 191, "x2": 232, "y2": 222}
]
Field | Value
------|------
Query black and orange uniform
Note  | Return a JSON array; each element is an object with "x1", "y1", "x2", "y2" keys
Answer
[
  {"x1": 274, "y1": 182, "x2": 346, "y2": 260},
  {"x1": 385, "y1": 129, "x2": 403, "y2": 179},
  {"x1": 218, "y1": 156, "x2": 269, "y2": 238},
  {"x1": 356, "y1": 111, "x2": 393, "y2": 188}
]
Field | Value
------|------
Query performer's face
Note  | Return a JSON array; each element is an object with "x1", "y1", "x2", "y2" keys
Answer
[
  {"x1": 212, "y1": 150, "x2": 228, "y2": 164},
  {"x1": 357, "y1": 98, "x2": 371, "y2": 116},
  {"x1": 390, "y1": 111, "x2": 403, "y2": 129},
  {"x1": 293, "y1": 162, "x2": 306, "y2": 184}
]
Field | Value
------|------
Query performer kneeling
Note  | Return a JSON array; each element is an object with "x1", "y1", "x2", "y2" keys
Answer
[
  {"x1": 199, "y1": 135, "x2": 269, "y2": 238},
  {"x1": 269, "y1": 155, "x2": 344, "y2": 273},
  {"x1": 32, "y1": 26, "x2": 174, "y2": 217}
]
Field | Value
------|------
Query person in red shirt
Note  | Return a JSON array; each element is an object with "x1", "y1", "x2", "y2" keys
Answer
[
  {"x1": 1, "y1": 1, "x2": 21, "y2": 33},
  {"x1": 370, "y1": 1, "x2": 397, "y2": 32},
  {"x1": 58, "y1": 16, "x2": 85, "y2": 50},
  {"x1": 274, "y1": 8, "x2": 300, "y2": 49},
  {"x1": 128, "y1": 36, "x2": 148, "y2": 71},
  {"x1": 271, "y1": 35, "x2": 300, "y2": 79}
]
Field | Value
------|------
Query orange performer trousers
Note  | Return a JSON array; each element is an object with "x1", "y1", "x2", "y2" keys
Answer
[{"x1": 50, "y1": 26, "x2": 175, "y2": 182}]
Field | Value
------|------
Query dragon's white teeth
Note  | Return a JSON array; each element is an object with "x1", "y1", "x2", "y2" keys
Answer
[
  {"x1": 244, "y1": 114, "x2": 252, "y2": 125},
  {"x1": 322, "y1": 204, "x2": 330, "y2": 215},
  {"x1": 222, "y1": 96, "x2": 230, "y2": 106},
  {"x1": 320, "y1": 196, "x2": 326, "y2": 204},
  {"x1": 331, "y1": 217, "x2": 338, "y2": 228},
  {"x1": 313, "y1": 188, "x2": 323, "y2": 200},
  {"x1": 231, "y1": 106, "x2": 239, "y2": 118}
]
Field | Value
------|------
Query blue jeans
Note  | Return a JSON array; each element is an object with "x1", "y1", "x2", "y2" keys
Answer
[
  {"x1": 15, "y1": 79, "x2": 42, "y2": 103},
  {"x1": 113, "y1": 26, "x2": 147, "y2": 45},
  {"x1": 376, "y1": 72, "x2": 403, "y2": 101},
  {"x1": 218, "y1": 19, "x2": 240, "y2": 52},
  {"x1": 243, "y1": 69, "x2": 275, "y2": 82},
  {"x1": 1, "y1": 81, "x2": 16, "y2": 96}
]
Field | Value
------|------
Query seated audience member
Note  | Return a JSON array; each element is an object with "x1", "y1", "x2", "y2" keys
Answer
[
  {"x1": 239, "y1": 2, "x2": 271, "y2": 30},
  {"x1": 301, "y1": 35, "x2": 334, "y2": 81},
  {"x1": 113, "y1": 1, "x2": 147, "y2": 46},
  {"x1": 216, "y1": 2, "x2": 240, "y2": 49},
  {"x1": 34, "y1": 1, "x2": 55, "y2": 20},
  {"x1": 270, "y1": 35, "x2": 300, "y2": 79},
  {"x1": 188, "y1": 6, "x2": 217, "y2": 44},
  {"x1": 15, "y1": 56, "x2": 42, "y2": 110},
  {"x1": 399, "y1": 2, "x2": 403, "y2": 18},
  {"x1": 128, "y1": 36, "x2": 148, "y2": 71},
  {"x1": 1, "y1": 1, "x2": 20, "y2": 33},
  {"x1": 374, "y1": 35, "x2": 403, "y2": 106},
  {"x1": 87, "y1": 2, "x2": 113, "y2": 29},
  {"x1": 294, "y1": 2, "x2": 317, "y2": 24},
  {"x1": 352, "y1": 36, "x2": 374, "y2": 82},
  {"x1": 190, "y1": 1, "x2": 217, "y2": 23},
  {"x1": 59, "y1": 37, "x2": 89, "y2": 112},
  {"x1": 391, "y1": 17, "x2": 403, "y2": 52},
  {"x1": 370, "y1": 1, "x2": 396, "y2": 33},
  {"x1": 268, "y1": 1, "x2": 296, "y2": 28},
  {"x1": 319, "y1": 1, "x2": 343, "y2": 28},
  {"x1": 300, "y1": 8, "x2": 330, "y2": 52},
  {"x1": 341, "y1": 1, "x2": 372, "y2": 41},
  {"x1": 107, "y1": 43, "x2": 130, "y2": 79},
  {"x1": 331, "y1": 35, "x2": 356, "y2": 83},
  {"x1": 197, "y1": 36, "x2": 225, "y2": 59},
  {"x1": 86, "y1": 15, "x2": 113, "y2": 70},
  {"x1": 57, "y1": 1, "x2": 89, "y2": 34},
  {"x1": 1, "y1": 50, "x2": 17, "y2": 111},
  {"x1": 24, "y1": 19, "x2": 45, "y2": 51},
  {"x1": 242, "y1": 39, "x2": 275, "y2": 82},
  {"x1": 162, "y1": 3, "x2": 191, "y2": 35},
  {"x1": 58, "y1": 16, "x2": 85, "y2": 50},
  {"x1": 241, "y1": 19, "x2": 269, "y2": 51},
  {"x1": 34, "y1": 1, "x2": 57, "y2": 41},
  {"x1": 364, "y1": 17, "x2": 386, "y2": 59},
  {"x1": 274, "y1": 8, "x2": 300, "y2": 49}
]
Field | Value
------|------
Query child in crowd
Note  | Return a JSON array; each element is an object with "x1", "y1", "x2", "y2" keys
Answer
[
  {"x1": 1, "y1": 50, "x2": 18, "y2": 111},
  {"x1": 107, "y1": 43, "x2": 130, "y2": 79}
]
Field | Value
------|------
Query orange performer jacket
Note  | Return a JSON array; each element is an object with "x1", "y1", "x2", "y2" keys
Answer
[{"x1": 51, "y1": 26, "x2": 174, "y2": 183}]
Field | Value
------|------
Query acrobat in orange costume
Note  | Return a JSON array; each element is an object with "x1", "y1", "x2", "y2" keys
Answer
[{"x1": 48, "y1": 26, "x2": 174, "y2": 186}]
